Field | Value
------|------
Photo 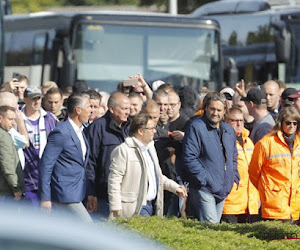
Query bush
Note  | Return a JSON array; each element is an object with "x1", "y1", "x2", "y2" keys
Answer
[{"x1": 112, "y1": 216, "x2": 300, "y2": 249}]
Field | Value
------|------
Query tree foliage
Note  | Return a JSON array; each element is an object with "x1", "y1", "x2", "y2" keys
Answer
[{"x1": 10, "y1": 0, "x2": 215, "y2": 14}]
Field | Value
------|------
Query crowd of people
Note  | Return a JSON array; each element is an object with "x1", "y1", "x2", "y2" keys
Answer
[{"x1": 1, "y1": 73, "x2": 300, "y2": 225}]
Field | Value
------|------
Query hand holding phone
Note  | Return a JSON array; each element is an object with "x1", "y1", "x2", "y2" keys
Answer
[
  {"x1": 123, "y1": 79, "x2": 138, "y2": 87},
  {"x1": 12, "y1": 72, "x2": 20, "y2": 82}
]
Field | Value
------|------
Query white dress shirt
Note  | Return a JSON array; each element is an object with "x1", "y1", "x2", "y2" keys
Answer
[
  {"x1": 133, "y1": 137, "x2": 157, "y2": 201},
  {"x1": 68, "y1": 117, "x2": 87, "y2": 162}
]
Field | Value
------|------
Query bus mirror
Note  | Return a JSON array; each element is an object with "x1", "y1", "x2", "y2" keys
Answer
[
  {"x1": 223, "y1": 57, "x2": 239, "y2": 88},
  {"x1": 273, "y1": 22, "x2": 291, "y2": 63}
]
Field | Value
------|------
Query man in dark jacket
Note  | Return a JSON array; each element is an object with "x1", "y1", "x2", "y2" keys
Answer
[
  {"x1": 85, "y1": 92, "x2": 130, "y2": 219},
  {"x1": 183, "y1": 92, "x2": 239, "y2": 223}
]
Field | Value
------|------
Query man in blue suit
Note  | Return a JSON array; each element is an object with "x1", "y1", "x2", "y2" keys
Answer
[{"x1": 39, "y1": 92, "x2": 92, "y2": 222}]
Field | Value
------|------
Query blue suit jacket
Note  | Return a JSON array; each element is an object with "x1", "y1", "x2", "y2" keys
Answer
[{"x1": 39, "y1": 119, "x2": 90, "y2": 203}]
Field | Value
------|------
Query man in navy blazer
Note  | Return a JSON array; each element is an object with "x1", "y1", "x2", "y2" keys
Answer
[{"x1": 39, "y1": 92, "x2": 92, "y2": 222}]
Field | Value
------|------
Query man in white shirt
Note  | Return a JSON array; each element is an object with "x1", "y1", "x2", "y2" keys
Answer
[
  {"x1": 108, "y1": 113, "x2": 187, "y2": 218},
  {"x1": 39, "y1": 93, "x2": 92, "y2": 222}
]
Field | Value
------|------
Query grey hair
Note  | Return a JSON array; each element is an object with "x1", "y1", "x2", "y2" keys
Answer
[{"x1": 67, "y1": 93, "x2": 90, "y2": 115}]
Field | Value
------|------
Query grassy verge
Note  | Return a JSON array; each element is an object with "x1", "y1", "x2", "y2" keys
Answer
[{"x1": 112, "y1": 216, "x2": 300, "y2": 249}]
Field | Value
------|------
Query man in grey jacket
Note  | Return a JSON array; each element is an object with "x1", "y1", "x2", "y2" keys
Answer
[
  {"x1": 108, "y1": 113, "x2": 186, "y2": 219},
  {"x1": 0, "y1": 105, "x2": 24, "y2": 202}
]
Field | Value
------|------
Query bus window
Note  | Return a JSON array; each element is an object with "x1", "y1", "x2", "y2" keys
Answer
[
  {"x1": 32, "y1": 33, "x2": 48, "y2": 85},
  {"x1": 73, "y1": 22, "x2": 220, "y2": 92}
]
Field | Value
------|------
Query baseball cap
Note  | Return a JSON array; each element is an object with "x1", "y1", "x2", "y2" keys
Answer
[
  {"x1": 281, "y1": 88, "x2": 297, "y2": 100},
  {"x1": 288, "y1": 89, "x2": 300, "y2": 99},
  {"x1": 24, "y1": 86, "x2": 43, "y2": 99},
  {"x1": 152, "y1": 80, "x2": 165, "y2": 92},
  {"x1": 240, "y1": 88, "x2": 267, "y2": 105},
  {"x1": 220, "y1": 87, "x2": 235, "y2": 100}
]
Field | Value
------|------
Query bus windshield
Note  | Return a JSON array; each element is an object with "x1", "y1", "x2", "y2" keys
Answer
[{"x1": 73, "y1": 22, "x2": 220, "y2": 92}]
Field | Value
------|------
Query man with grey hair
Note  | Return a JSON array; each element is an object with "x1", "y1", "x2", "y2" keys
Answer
[
  {"x1": 39, "y1": 93, "x2": 92, "y2": 221},
  {"x1": 85, "y1": 92, "x2": 130, "y2": 220}
]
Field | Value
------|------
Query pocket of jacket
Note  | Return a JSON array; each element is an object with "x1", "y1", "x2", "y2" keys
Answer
[
  {"x1": 263, "y1": 184, "x2": 282, "y2": 210},
  {"x1": 121, "y1": 192, "x2": 138, "y2": 203}
]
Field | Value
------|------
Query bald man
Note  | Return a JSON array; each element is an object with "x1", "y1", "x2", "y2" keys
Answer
[
  {"x1": 85, "y1": 92, "x2": 131, "y2": 220},
  {"x1": 262, "y1": 80, "x2": 281, "y2": 121},
  {"x1": 0, "y1": 92, "x2": 29, "y2": 169}
]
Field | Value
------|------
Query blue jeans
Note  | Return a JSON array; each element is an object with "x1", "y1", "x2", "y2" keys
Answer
[
  {"x1": 89, "y1": 198, "x2": 110, "y2": 221},
  {"x1": 140, "y1": 203, "x2": 154, "y2": 216},
  {"x1": 189, "y1": 187, "x2": 225, "y2": 223},
  {"x1": 166, "y1": 193, "x2": 180, "y2": 217}
]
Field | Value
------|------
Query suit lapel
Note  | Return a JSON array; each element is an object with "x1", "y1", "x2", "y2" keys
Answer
[{"x1": 83, "y1": 132, "x2": 90, "y2": 167}]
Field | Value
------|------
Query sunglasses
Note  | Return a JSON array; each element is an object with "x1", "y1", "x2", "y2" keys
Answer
[
  {"x1": 284, "y1": 121, "x2": 298, "y2": 126},
  {"x1": 134, "y1": 91, "x2": 145, "y2": 95}
]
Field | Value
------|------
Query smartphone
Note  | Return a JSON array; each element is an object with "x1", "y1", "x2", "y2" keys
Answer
[
  {"x1": 12, "y1": 72, "x2": 20, "y2": 81},
  {"x1": 123, "y1": 79, "x2": 138, "y2": 87}
]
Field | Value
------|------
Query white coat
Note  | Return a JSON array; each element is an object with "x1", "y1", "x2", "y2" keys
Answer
[{"x1": 108, "y1": 137, "x2": 180, "y2": 219}]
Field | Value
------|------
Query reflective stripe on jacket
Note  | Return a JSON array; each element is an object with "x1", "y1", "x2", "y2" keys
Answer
[
  {"x1": 223, "y1": 128, "x2": 259, "y2": 215},
  {"x1": 248, "y1": 131, "x2": 300, "y2": 220}
]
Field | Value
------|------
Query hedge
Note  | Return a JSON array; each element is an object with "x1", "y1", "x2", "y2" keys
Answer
[{"x1": 112, "y1": 216, "x2": 300, "y2": 249}]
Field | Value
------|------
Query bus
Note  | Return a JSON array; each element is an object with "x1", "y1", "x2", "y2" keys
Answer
[
  {"x1": 191, "y1": 0, "x2": 300, "y2": 87},
  {"x1": 3, "y1": 11, "x2": 223, "y2": 92},
  {"x1": 0, "y1": 1, "x2": 6, "y2": 85}
]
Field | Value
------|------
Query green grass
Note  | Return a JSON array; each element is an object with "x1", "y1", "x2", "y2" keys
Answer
[{"x1": 112, "y1": 216, "x2": 300, "y2": 249}]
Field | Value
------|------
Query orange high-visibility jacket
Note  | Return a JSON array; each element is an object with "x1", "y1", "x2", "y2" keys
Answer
[
  {"x1": 223, "y1": 128, "x2": 259, "y2": 215},
  {"x1": 248, "y1": 130, "x2": 300, "y2": 220}
]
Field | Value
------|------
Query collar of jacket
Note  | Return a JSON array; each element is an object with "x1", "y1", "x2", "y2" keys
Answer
[
  {"x1": 276, "y1": 130, "x2": 300, "y2": 147},
  {"x1": 241, "y1": 127, "x2": 250, "y2": 141},
  {"x1": 125, "y1": 137, "x2": 155, "y2": 149},
  {"x1": 203, "y1": 115, "x2": 227, "y2": 132},
  {"x1": 103, "y1": 111, "x2": 130, "y2": 135}
]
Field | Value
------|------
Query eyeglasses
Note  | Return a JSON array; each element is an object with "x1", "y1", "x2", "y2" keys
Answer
[
  {"x1": 143, "y1": 127, "x2": 156, "y2": 131},
  {"x1": 284, "y1": 121, "x2": 298, "y2": 126},
  {"x1": 228, "y1": 119, "x2": 244, "y2": 123}
]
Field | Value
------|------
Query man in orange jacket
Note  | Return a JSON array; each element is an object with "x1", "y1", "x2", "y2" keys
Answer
[{"x1": 222, "y1": 107, "x2": 260, "y2": 223}]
